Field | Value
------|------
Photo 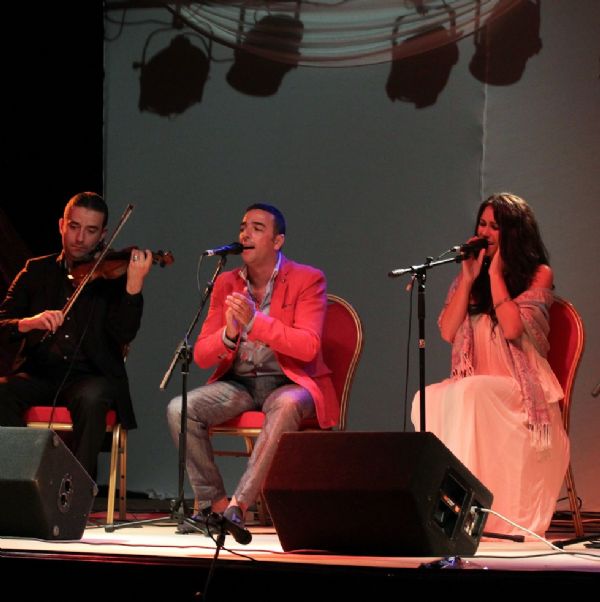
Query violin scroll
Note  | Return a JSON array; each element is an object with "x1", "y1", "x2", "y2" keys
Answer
[{"x1": 153, "y1": 250, "x2": 174, "y2": 268}]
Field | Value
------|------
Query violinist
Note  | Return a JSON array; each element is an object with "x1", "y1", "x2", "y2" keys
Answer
[{"x1": 0, "y1": 192, "x2": 152, "y2": 479}]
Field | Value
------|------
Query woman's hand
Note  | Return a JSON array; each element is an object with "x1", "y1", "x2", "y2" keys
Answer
[{"x1": 460, "y1": 236, "x2": 486, "y2": 283}]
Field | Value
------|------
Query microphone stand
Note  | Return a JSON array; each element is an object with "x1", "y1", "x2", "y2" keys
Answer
[
  {"x1": 388, "y1": 254, "x2": 462, "y2": 432},
  {"x1": 105, "y1": 255, "x2": 229, "y2": 532}
]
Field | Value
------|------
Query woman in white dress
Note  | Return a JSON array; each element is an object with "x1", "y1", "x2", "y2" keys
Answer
[{"x1": 412, "y1": 193, "x2": 569, "y2": 538}]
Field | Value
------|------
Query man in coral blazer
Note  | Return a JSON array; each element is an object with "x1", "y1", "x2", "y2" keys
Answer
[{"x1": 167, "y1": 203, "x2": 337, "y2": 532}]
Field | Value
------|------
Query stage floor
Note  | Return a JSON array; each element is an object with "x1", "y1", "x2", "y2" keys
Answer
[
  {"x1": 1, "y1": 522, "x2": 599, "y2": 568},
  {"x1": 2, "y1": 512, "x2": 598, "y2": 585}
]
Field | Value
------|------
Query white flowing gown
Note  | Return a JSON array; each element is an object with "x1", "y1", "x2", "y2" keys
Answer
[{"x1": 412, "y1": 313, "x2": 569, "y2": 538}]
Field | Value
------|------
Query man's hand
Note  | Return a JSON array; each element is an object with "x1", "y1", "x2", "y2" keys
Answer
[
  {"x1": 18, "y1": 310, "x2": 64, "y2": 333},
  {"x1": 225, "y1": 290, "x2": 256, "y2": 329},
  {"x1": 126, "y1": 249, "x2": 153, "y2": 294}
]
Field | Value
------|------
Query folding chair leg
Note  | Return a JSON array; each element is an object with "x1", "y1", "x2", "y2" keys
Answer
[
  {"x1": 118, "y1": 428, "x2": 127, "y2": 520},
  {"x1": 106, "y1": 426, "x2": 120, "y2": 524},
  {"x1": 564, "y1": 463, "x2": 584, "y2": 537}
]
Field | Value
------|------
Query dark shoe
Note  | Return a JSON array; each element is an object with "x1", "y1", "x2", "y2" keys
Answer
[
  {"x1": 223, "y1": 505, "x2": 245, "y2": 529},
  {"x1": 176, "y1": 508, "x2": 213, "y2": 535}
]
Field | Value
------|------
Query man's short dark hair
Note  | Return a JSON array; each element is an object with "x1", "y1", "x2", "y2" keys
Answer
[
  {"x1": 245, "y1": 203, "x2": 286, "y2": 235},
  {"x1": 65, "y1": 192, "x2": 109, "y2": 227}
]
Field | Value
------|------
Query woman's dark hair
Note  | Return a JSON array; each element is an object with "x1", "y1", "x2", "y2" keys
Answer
[{"x1": 470, "y1": 192, "x2": 550, "y2": 315}]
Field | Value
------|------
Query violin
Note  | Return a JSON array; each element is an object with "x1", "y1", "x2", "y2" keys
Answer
[{"x1": 68, "y1": 246, "x2": 174, "y2": 287}]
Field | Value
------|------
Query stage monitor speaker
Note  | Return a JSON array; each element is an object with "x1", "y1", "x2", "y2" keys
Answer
[
  {"x1": 0, "y1": 427, "x2": 97, "y2": 540},
  {"x1": 263, "y1": 431, "x2": 493, "y2": 556}
]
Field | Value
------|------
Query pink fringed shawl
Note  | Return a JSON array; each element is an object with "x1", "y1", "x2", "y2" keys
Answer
[{"x1": 440, "y1": 276, "x2": 555, "y2": 449}]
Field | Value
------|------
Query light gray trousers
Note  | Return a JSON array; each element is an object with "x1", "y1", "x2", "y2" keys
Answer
[{"x1": 166, "y1": 375, "x2": 315, "y2": 508}]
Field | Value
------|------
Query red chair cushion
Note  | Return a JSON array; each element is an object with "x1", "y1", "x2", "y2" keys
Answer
[
  {"x1": 24, "y1": 407, "x2": 118, "y2": 427},
  {"x1": 216, "y1": 411, "x2": 265, "y2": 429},
  {"x1": 215, "y1": 411, "x2": 321, "y2": 430}
]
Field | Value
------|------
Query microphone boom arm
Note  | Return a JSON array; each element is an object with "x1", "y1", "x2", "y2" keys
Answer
[{"x1": 388, "y1": 254, "x2": 460, "y2": 278}]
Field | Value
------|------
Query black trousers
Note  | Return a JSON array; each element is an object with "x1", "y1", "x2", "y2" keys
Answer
[{"x1": 0, "y1": 368, "x2": 114, "y2": 479}]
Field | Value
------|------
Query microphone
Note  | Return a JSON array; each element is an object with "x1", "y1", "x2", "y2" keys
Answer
[
  {"x1": 450, "y1": 238, "x2": 489, "y2": 257},
  {"x1": 218, "y1": 513, "x2": 252, "y2": 545},
  {"x1": 202, "y1": 242, "x2": 245, "y2": 256}
]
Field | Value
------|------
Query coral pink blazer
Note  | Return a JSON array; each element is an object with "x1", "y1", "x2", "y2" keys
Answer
[{"x1": 194, "y1": 256, "x2": 339, "y2": 428}]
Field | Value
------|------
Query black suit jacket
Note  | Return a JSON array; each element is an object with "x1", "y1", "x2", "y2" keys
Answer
[{"x1": 0, "y1": 253, "x2": 143, "y2": 429}]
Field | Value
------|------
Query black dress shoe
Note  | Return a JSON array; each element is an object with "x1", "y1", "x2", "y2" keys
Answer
[{"x1": 176, "y1": 508, "x2": 214, "y2": 535}]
